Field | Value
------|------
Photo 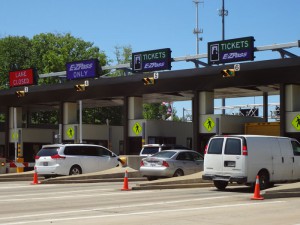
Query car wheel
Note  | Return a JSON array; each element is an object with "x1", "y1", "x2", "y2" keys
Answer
[
  {"x1": 147, "y1": 176, "x2": 157, "y2": 181},
  {"x1": 173, "y1": 169, "x2": 184, "y2": 177},
  {"x1": 69, "y1": 165, "x2": 82, "y2": 175},
  {"x1": 258, "y1": 170, "x2": 270, "y2": 190},
  {"x1": 213, "y1": 180, "x2": 228, "y2": 190}
]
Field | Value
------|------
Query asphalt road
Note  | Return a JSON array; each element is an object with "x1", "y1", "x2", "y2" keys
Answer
[{"x1": 0, "y1": 181, "x2": 299, "y2": 225}]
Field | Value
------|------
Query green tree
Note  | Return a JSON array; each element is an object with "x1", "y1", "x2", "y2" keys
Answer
[
  {"x1": 0, "y1": 36, "x2": 33, "y2": 89},
  {"x1": 31, "y1": 33, "x2": 107, "y2": 84}
]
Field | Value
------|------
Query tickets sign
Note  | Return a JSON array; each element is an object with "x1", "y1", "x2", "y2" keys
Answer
[
  {"x1": 9, "y1": 68, "x2": 36, "y2": 88},
  {"x1": 208, "y1": 36, "x2": 255, "y2": 65},
  {"x1": 132, "y1": 48, "x2": 172, "y2": 72}
]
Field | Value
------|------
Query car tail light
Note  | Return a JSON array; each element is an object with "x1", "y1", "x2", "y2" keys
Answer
[
  {"x1": 34, "y1": 155, "x2": 40, "y2": 160},
  {"x1": 162, "y1": 161, "x2": 169, "y2": 167},
  {"x1": 140, "y1": 160, "x2": 144, "y2": 167},
  {"x1": 204, "y1": 145, "x2": 208, "y2": 154},
  {"x1": 51, "y1": 154, "x2": 66, "y2": 159},
  {"x1": 242, "y1": 145, "x2": 248, "y2": 156}
]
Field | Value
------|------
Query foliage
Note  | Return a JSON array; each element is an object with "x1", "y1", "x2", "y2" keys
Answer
[
  {"x1": 83, "y1": 107, "x2": 123, "y2": 125},
  {"x1": 0, "y1": 33, "x2": 107, "y2": 87},
  {"x1": 0, "y1": 36, "x2": 33, "y2": 89},
  {"x1": 143, "y1": 103, "x2": 179, "y2": 121},
  {"x1": 109, "y1": 45, "x2": 132, "y2": 77}
]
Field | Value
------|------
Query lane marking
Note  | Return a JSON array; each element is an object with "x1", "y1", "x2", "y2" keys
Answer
[
  {"x1": 0, "y1": 196, "x2": 238, "y2": 220},
  {"x1": 0, "y1": 190, "x2": 154, "y2": 202},
  {"x1": 0, "y1": 201, "x2": 284, "y2": 225}
]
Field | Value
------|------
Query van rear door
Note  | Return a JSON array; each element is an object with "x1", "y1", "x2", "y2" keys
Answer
[
  {"x1": 204, "y1": 137, "x2": 224, "y2": 175},
  {"x1": 222, "y1": 137, "x2": 245, "y2": 177}
]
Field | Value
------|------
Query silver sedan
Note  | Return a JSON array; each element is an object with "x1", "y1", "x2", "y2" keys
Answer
[{"x1": 140, "y1": 150, "x2": 203, "y2": 181}]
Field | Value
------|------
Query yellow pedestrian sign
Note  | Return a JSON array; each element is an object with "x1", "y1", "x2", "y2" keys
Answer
[
  {"x1": 292, "y1": 115, "x2": 300, "y2": 130},
  {"x1": 67, "y1": 127, "x2": 75, "y2": 138},
  {"x1": 204, "y1": 117, "x2": 215, "y2": 132},
  {"x1": 12, "y1": 132, "x2": 18, "y2": 141},
  {"x1": 133, "y1": 122, "x2": 142, "y2": 135}
]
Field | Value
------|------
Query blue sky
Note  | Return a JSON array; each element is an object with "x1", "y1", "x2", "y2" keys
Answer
[{"x1": 1, "y1": 0, "x2": 300, "y2": 118}]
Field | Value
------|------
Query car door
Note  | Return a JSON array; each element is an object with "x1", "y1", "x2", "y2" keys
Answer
[
  {"x1": 176, "y1": 152, "x2": 195, "y2": 175},
  {"x1": 189, "y1": 152, "x2": 203, "y2": 173},
  {"x1": 96, "y1": 146, "x2": 117, "y2": 171}
]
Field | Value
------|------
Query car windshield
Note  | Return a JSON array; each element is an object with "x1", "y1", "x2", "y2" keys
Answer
[
  {"x1": 141, "y1": 147, "x2": 159, "y2": 155},
  {"x1": 37, "y1": 147, "x2": 60, "y2": 157},
  {"x1": 151, "y1": 151, "x2": 176, "y2": 159}
]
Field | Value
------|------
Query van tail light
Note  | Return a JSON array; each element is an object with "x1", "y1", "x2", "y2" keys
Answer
[
  {"x1": 242, "y1": 145, "x2": 248, "y2": 156},
  {"x1": 204, "y1": 145, "x2": 208, "y2": 154},
  {"x1": 162, "y1": 161, "x2": 169, "y2": 167},
  {"x1": 140, "y1": 160, "x2": 144, "y2": 167},
  {"x1": 34, "y1": 155, "x2": 40, "y2": 160},
  {"x1": 51, "y1": 154, "x2": 66, "y2": 159}
]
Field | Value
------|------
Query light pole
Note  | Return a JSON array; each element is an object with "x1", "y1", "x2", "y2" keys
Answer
[
  {"x1": 218, "y1": 0, "x2": 228, "y2": 114},
  {"x1": 193, "y1": 0, "x2": 204, "y2": 55}
]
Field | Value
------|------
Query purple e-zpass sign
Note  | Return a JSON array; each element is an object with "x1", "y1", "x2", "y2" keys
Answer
[{"x1": 66, "y1": 59, "x2": 101, "y2": 80}]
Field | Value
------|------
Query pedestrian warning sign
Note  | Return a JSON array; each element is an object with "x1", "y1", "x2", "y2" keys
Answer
[
  {"x1": 67, "y1": 127, "x2": 75, "y2": 138},
  {"x1": 292, "y1": 115, "x2": 300, "y2": 130},
  {"x1": 132, "y1": 122, "x2": 142, "y2": 135},
  {"x1": 204, "y1": 117, "x2": 215, "y2": 132}
]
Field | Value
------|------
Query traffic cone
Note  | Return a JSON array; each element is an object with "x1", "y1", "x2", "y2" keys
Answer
[
  {"x1": 31, "y1": 167, "x2": 41, "y2": 185},
  {"x1": 251, "y1": 175, "x2": 264, "y2": 200},
  {"x1": 121, "y1": 170, "x2": 131, "y2": 191}
]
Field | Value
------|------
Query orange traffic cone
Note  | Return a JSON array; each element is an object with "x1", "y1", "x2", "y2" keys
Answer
[
  {"x1": 31, "y1": 167, "x2": 41, "y2": 185},
  {"x1": 251, "y1": 175, "x2": 264, "y2": 200},
  {"x1": 121, "y1": 170, "x2": 131, "y2": 191}
]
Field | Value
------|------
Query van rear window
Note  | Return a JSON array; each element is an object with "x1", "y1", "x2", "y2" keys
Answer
[
  {"x1": 37, "y1": 147, "x2": 59, "y2": 157},
  {"x1": 224, "y1": 138, "x2": 241, "y2": 155},
  {"x1": 208, "y1": 138, "x2": 223, "y2": 154}
]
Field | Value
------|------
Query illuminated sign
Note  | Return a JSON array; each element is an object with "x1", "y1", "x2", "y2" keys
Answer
[
  {"x1": 132, "y1": 48, "x2": 172, "y2": 72},
  {"x1": 9, "y1": 68, "x2": 37, "y2": 88},
  {"x1": 66, "y1": 59, "x2": 101, "y2": 80},
  {"x1": 208, "y1": 36, "x2": 255, "y2": 65}
]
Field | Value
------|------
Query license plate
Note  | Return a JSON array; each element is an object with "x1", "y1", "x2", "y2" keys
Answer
[
  {"x1": 225, "y1": 161, "x2": 235, "y2": 167},
  {"x1": 43, "y1": 162, "x2": 48, "y2": 166}
]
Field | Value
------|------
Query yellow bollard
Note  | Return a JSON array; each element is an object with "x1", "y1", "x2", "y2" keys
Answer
[{"x1": 16, "y1": 158, "x2": 24, "y2": 173}]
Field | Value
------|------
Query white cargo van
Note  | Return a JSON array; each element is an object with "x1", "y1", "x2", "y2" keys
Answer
[{"x1": 202, "y1": 135, "x2": 300, "y2": 190}]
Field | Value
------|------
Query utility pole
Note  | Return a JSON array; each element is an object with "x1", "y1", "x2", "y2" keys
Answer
[
  {"x1": 193, "y1": 0, "x2": 204, "y2": 55},
  {"x1": 219, "y1": 0, "x2": 228, "y2": 114}
]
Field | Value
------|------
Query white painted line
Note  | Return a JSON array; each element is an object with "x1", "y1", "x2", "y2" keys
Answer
[
  {"x1": 0, "y1": 195, "x2": 238, "y2": 221},
  {"x1": 0, "y1": 190, "x2": 154, "y2": 202},
  {"x1": 0, "y1": 201, "x2": 284, "y2": 225}
]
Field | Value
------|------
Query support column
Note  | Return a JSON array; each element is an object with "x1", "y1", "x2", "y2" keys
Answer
[
  {"x1": 263, "y1": 92, "x2": 268, "y2": 122},
  {"x1": 63, "y1": 102, "x2": 77, "y2": 124},
  {"x1": 123, "y1": 97, "x2": 129, "y2": 155},
  {"x1": 280, "y1": 84, "x2": 286, "y2": 136},
  {"x1": 128, "y1": 97, "x2": 143, "y2": 120},
  {"x1": 192, "y1": 91, "x2": 200, "y2": 152}
]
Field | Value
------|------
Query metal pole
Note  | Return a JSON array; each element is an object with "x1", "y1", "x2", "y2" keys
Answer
[
  {"x1": 222, "y1": 0, "x2": 225, "y2": 40},
  {"x1": 13, "y1": 108, "x2": 17, "y2": 161},
  {"x1": 79, "y1": 100, "x2": 82, "y2": 143},
  {"x1": 196, "y1": 1, "x2": 199, "y2": 54}
]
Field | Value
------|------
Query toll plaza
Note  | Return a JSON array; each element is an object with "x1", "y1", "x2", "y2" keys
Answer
[{"x1": 0, "y1": 39, "x2": 299, "y2": 172}]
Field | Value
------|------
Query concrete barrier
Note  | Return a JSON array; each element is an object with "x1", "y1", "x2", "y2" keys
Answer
[{"x1": 120, "y1": 155, "x2": 144, "y2": 170}]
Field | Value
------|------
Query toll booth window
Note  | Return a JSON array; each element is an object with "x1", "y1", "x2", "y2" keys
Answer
[
  {"x1": 207, "y1": 138, "x2": 224, "y2": 154},
  {"x1": 291, "y1": 141, "x2": 300, "y2": 156},
  {"x1": 225, "y1": 138, "x2": 241, "y2": 155}
]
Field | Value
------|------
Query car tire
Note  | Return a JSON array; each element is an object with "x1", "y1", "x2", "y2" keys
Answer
[
  {"x1": 69, "y1": 165, "x2": 82, "y2": 175},
  {"x1": 173, "y1": 169, "x2": 184, "y2": 177},
  {"x1": 258, "y1": 170, "x2": 270, "y2": 190},
  {"x1": 213, "y1": 180, "x2": 228, "y2": 190}
]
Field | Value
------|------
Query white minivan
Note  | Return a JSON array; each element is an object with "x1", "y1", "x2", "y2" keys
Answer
[
  {"x1": 35, "y1": 144, "x2": 120, "y2": 178},
  {"x1": 202, "y1": 135, "x2": 300, "y2": 190}
]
